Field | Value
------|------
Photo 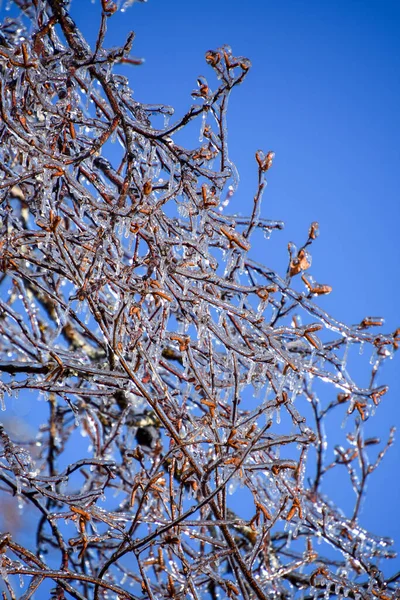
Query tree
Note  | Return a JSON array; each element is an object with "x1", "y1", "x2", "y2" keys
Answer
[{"x1": 0, "y1": 1, "x2": 398, "y2": 598}]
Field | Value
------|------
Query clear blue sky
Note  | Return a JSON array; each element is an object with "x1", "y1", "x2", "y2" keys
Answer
[
  {"x1": 77, "y1": 0, "x2": 400, "y2": 564},
  {"x1": 3, "y1": 0, "x2": 400, "y2": 573}
]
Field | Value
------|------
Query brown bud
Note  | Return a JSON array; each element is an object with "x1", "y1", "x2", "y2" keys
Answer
[{"x1": 143, "y1": 181, "x2": 152, "y2": 195}]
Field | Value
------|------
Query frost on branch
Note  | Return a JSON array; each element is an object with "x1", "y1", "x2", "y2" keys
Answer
[{"x1": 0, "y1": 1, "x2": 399, "y2": 599}]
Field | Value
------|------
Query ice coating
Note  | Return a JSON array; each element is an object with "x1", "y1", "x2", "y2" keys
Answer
[{"x1": 0, "y1": 2, "x2": 398, "y2": 599}]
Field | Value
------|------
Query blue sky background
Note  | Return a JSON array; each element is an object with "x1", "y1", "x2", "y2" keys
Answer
[
  {"x1": 76, "y1": 0, "x2": 400, "y2": 566},
  {"x1": 1, "y1": 0, "x2": 400, "y2": 579}
]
